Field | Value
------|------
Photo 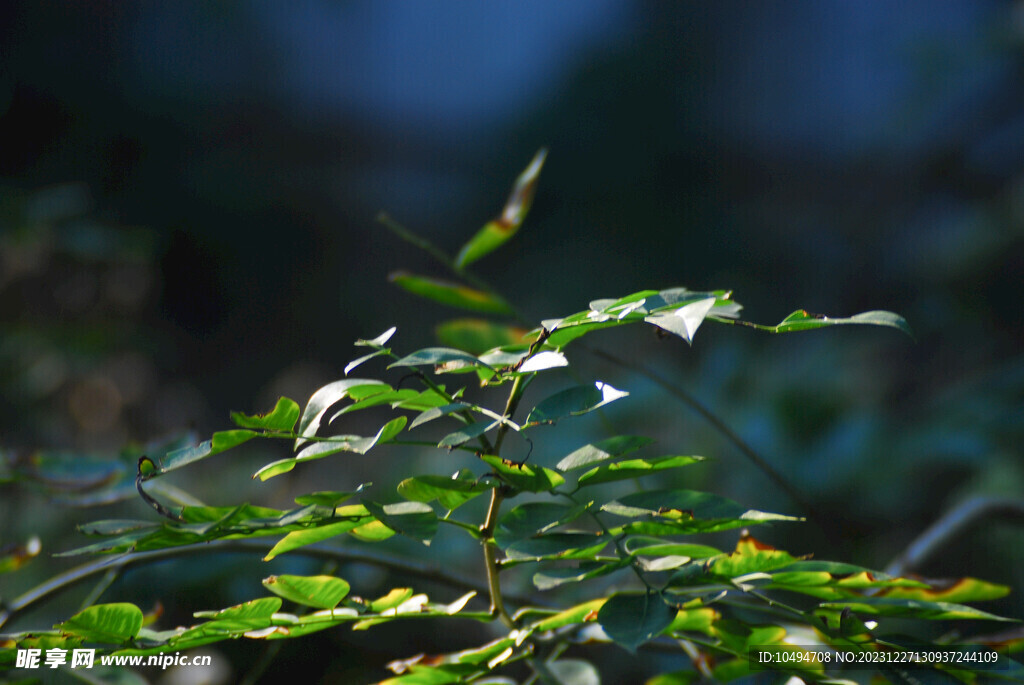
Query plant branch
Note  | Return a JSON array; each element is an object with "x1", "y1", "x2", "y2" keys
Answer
[
  {"x1": 885, "y1": 496, "x2": 1024, "y2": 577},
  {"x1": 0, "y1": 539, "x2": 544, "y2": 631}
]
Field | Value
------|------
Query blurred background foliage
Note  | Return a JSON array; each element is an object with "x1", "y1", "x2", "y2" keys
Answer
[{"x1": 1, "y1": 2, "x2": 1023, "y2": 682}]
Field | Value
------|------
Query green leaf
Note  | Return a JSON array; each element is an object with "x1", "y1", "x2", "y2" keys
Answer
[
  {"x1": 532, "y1": 599, "x2": 606, "y2": 631},
  {"x1": 344, "y1": 349, "x2": 386, "y2": 376},
  {"x1": 264, "y1": 515, "x2": 375, "y2": 561},
  {"x1": 549, "y1": 659, "x2": 601, "y2": 685},
  {"x1": 397, "y1": 473, "x2": 493, "y2": 511},
  {"x1": 526, "y1": 382, "x2": 628, "y2": 425},
  {"x1": 495, "y1": 502, "x2": 589, "y2": 548},
  {"x1": 230, "y1": 397, "x2": 301, "y2": 431},
  {"x1": 644, "y1": 297, "x2": 717, "y2": 344},
  {"x1": 435, "y1": 319, "x2": 529, "y2": 355},
  {"x1": 262, "y1": 575, "x2": 350, "y2": 610},
  {"x1": 625, "y1": 540, "x2": 722, "y2": 561},
  {"x1": 597, "y1": 593, "x2": 676, "y2": 652},
  {"x1": 293, "y1": 491, "x2": 360, "y2": 507},
  {"x1": 211, "y1": 429, "x2": 257, "y2": 451},
  {"x1": 410, "y1": 402, "x2": 472, "y2": 429},
  {"x1": 363, "y1": 501, "x2": 438, "y2": 544},
  {"x1": 480, "y1": 454, "x2": 565, "y2": 492},
  {"x1": 438, "y1": 420, "x2": 498, "y2": 449},
  {"x1": 517, "y1": 350, "x2": 569, "y2": 373},
  {"x1": 711, "y1": 535, "x2": 800, "y2": 578},
  {"x1": 56, "y1": 603, "x2": 144, "y2": 643},
  {"x1": 576, "y1": 455, "x2": 705, "y2": 486},
  {"x1": 505, "y1": 533, "x2": 607, "y2": 562},
  {"x1": 355, "y1": 327, "x2": 397, "y2": 348},
  {"x1": 819, "y1": 598, "x2": 1013, "y2": 621},
  {"x1": 256, "y1": 417, "x2": 407, "y2": 481},
  {"x1": 556, "y1": 435, "x2": 654, "y2": 471},
  {"x1": 603, "y1": 489, "x2": 798, "y2": 535},
  {"x1": 771, "y1": 309, "x2": 913, "y2": 336},
  {"x1": 389, "y1": 271, "x2": 513, "y2": 314},
  {"x1": 533, "y1": 560, "x2": 628, "y2": 590},
  {"x1": 455, "y1": 148, "x2": 546, "y2": 269},
  {"x1": 390, "y1": 347, "x2": 495, "y2": 374},
  {"x1": 296, "y1": 379, "x2": 389, "y2": 447}
]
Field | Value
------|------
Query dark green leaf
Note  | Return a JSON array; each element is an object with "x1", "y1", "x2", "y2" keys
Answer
[
  {"x1": 230, "y1": 397, "x2": 301, "y2": 431},
  {"x1": 576, "y1": 455, "x2": 704, "y2": 486},
  {"x1": 389, "y1": 271, "x2": 512, "y2": 314},
  {"x1": 56, "y1": 603, "x2": 143, "y2": 643},
  {"x1": 495, "y1": 502, "x2": 589, "y2": 548},
  {"x1": 438, "y1": 420, "x2": 497, "y2": 449},
  {"x1": 293, "y1": 491, "x2": 360, "y2": 507},
  {"x1": 505, "y1": 533, "x2": 607, "y2": 562},
  {"x1": 390, "y1": 347, "x2": 495, "y2": 375},
  {"x1": 771, "y1": 309, "x2": 912, "y2": 336},
  {"x1": 598, "y1": 592, "x2": 675, "y2": 652},
  {"x1": 556, "y1": 435, "x2": 654, "y2": 471},
  {"x1": 480, "y1": 454, "x2": 565, "y2": 492},
  {"x1": 410, "y1": 402, "x2": 472, "y2": 429},
  {"x1": 455, "y1": 148, "x2": 546, "y2": 269},
  {"x1": 819, "y1": 598, "x2": 1012, "y2": 621},
  {"x1": 262, "y1": 575, "x2": 350, "y2": 610},
  {"x1": 526, "y1": 382, "x2": 628, "y2": 425},
  {"x1": 534, "y1": 560, "x2": 627, "y2": 590}
]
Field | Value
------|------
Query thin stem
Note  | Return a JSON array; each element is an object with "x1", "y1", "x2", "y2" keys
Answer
[
  {"x1": 493, "y1": 375, "x2": 525, "y2": 455},
  {"x1": 481, "y1": 488, "x2": 513, "y2": 628}
]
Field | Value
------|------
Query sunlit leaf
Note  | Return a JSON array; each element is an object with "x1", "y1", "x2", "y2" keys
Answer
[
  {"x1": 397, "y1": 473, "x2": 493, "y2": 511},
  {"x1": 363, "y1": 501, "x2": 438, "y2": 544},
  {"x1": 480, "y1": 455, "x2": 565, "y2": 492},
  {"x1": 549, "y1": 659, "x2": 600, "y2": 685},
  {"x1": 597, "y1": 593, "x2": 675, "y2": 652},
  {"x1": 262, "y1": 575, "x2": 350, "y2": 610},
  {"x1": 344, "y1": 350, "x2": 386, "y2": 376},
  {"x1": 389, "y1": 272, "x2": 512, "y2": 314},
  {"x1": 56, "y1": 603, "x2": 143, "y2": 643},
  {"x1": 356, "y1": 326, "x2": 397, "y2": 347},
  {"x1": 517, "y1": 350, "x2": 568, "y2": 373},
  {"x1": 556, "y1": 435, "x2": 654, "y2": 471},
  {"x1": 230, "y1": 397, "x2": 301, "y2": 431},
  {"x1": 526, "y1": 382, "x2": 628, "y2": 426},
  {"x1": 644, "y1": 297, "x2": 717, "y2": 344},
  {"x1": 295, "y1": 379, "x2": 389, "y2": 448},
  {"x1": 576, "y1": 455, "x2": 704, "y2": 486},
  {"x1": 455, "y1": 148, "x2": 547, "y2": 269},
  {"x1": 264, "y1": 516, "x2": 374, "y2": 561},
  {"x1": 711, "y1": 535, "x2": 801, "y2": 578}
]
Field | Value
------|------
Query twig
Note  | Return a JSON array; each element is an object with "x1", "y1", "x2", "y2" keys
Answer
[{"x1": 885, "y1": 496, "x2": 1024, "y2": 576}]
